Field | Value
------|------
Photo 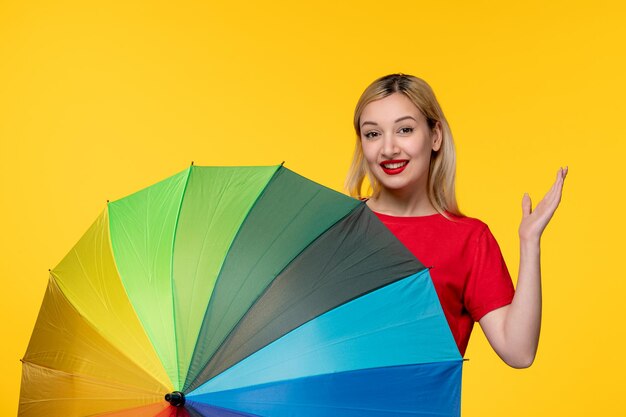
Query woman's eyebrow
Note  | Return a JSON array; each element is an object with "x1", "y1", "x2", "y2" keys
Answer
[
  {"x1": 395, "y1": 116, "x2": 417, "y2": 123},
  {"x1": 361, "y1": 115, "x2": 417, "y2": 128}
]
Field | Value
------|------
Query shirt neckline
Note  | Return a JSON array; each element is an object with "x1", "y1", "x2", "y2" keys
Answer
[{"x1": 371, "y1": 210, "x2": 446, "y2": 220}]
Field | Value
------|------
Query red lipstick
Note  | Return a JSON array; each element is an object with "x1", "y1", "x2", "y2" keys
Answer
[{"x1": 380, "y1": 160, "x2": 409, "y2": 175}]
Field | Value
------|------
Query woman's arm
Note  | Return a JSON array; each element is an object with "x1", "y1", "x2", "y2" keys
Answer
[{"x1": 478, "y1": 167, "x2": 568, "y2": 368}]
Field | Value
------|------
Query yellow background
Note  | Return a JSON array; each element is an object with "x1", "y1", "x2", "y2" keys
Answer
[{"x1": 1, "y1": 0, "x2": 624, "y2": 415}]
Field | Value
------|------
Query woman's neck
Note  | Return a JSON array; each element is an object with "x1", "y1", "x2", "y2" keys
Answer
[{"x1": 366, "y1": 187, "x2": 438, "y2": 217}]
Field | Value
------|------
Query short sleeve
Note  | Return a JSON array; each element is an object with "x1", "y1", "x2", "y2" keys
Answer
[{"x1": 463, "y1": 225, "x2": 515, "y2": 322}]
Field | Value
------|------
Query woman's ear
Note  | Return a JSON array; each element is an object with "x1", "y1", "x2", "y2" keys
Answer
[{"x1": 432, "y1": 121, "x2": 443, "y2": 152}]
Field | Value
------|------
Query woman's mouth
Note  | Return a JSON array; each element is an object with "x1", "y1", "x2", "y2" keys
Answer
[{"x1": 380, "y1": 160, "x2": 409, "y2": 175}]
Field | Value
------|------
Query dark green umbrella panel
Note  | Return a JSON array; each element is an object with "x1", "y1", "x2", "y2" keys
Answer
[{"x1": 19, "y1": 164, "x2": 462, "y2": 417}]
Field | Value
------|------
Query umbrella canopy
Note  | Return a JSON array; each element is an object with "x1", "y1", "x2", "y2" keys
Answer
[{"x1": 19, "y1": 164, "x2": 463, "y2": 417}]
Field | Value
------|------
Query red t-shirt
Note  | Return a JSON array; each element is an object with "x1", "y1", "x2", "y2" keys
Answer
[{"x1": 374, "y1": 211, "x2": 515, "y2": 356}]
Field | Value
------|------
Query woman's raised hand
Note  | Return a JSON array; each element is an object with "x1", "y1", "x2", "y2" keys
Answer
[
  {"x1": 480, "y1": 167, "x2": 567, "y2": 367},
  {"x1": 519, "y1": 167, "x2": 568, "y2": 244}
]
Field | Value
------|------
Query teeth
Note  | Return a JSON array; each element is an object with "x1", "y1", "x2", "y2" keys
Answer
[{"x1": 382, "y1": 161, "x2": 407, "y2": 169}]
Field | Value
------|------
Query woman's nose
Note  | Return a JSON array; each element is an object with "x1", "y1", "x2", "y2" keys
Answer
[{"x1": 381, "y1": 134, "x2": 399, "y2": 157}]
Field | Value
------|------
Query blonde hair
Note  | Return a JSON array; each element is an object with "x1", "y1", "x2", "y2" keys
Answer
[{"x1": 345, "y1": 73, "x2": 461, "y2": 216}]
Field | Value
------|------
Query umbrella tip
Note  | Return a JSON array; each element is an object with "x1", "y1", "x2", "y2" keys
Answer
[
  {"x1": 164, "y1": 391, "x2": 186, "y2": 407},
  {"x1": 280, "y1": 161, "x2": 285, "y2": 166},
  {"x1": 191, "y1": 161, "x2": 195, "y2": 166}
]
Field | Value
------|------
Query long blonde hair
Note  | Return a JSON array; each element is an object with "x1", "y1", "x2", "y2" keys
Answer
[{"x1": 345, "y1": 73, "x2": 461, "y2": 216}]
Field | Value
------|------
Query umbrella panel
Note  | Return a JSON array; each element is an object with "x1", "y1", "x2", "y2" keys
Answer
[{"x1": 188, "y1": 362, "x2": 461, "y2": 417}]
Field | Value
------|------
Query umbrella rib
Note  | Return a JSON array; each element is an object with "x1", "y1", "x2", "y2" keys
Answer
[{"x1": 170, "y1": 166, "x2": 194, "y2": 389}]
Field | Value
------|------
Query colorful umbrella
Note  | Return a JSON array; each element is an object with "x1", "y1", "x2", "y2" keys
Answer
[{"x1": 19, "y1": 164, "x2": 463, "y2": 417}]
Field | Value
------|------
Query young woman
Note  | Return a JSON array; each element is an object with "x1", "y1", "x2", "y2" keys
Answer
[{"x1": 346, "y1": 74, "x2": 567, "y2": 368}]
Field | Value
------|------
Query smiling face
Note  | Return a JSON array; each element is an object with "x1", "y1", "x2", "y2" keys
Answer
[{"x1": 359, "y1": 92, "x2": 442, "y2": 199}]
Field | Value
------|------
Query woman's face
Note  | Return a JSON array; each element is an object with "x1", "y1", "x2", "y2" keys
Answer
[{"x1": 359, "y1": 93, "x2": 442, "y2": 196}]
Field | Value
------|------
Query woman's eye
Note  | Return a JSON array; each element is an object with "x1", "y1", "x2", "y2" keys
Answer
[
  {"x1": 399, "y1": 127, "x2": 414, "y2": 134},
  {"x1": 364, "y1": 131, "x2": 379, "y2": 139}
]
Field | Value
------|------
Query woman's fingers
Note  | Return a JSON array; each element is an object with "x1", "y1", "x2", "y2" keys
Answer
[
  {"x1": 519, "y1": 167, "x2": 568, "y2": 241},
  {"x1": 551, "y1": 167, "x2": 567, "y2": 205},
  {"x1": 541, "y1": 167, "x2": 567, "y2": 212},
  {"x1": 522, "y1": 193, "x2": 532, "y2": 217}
]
